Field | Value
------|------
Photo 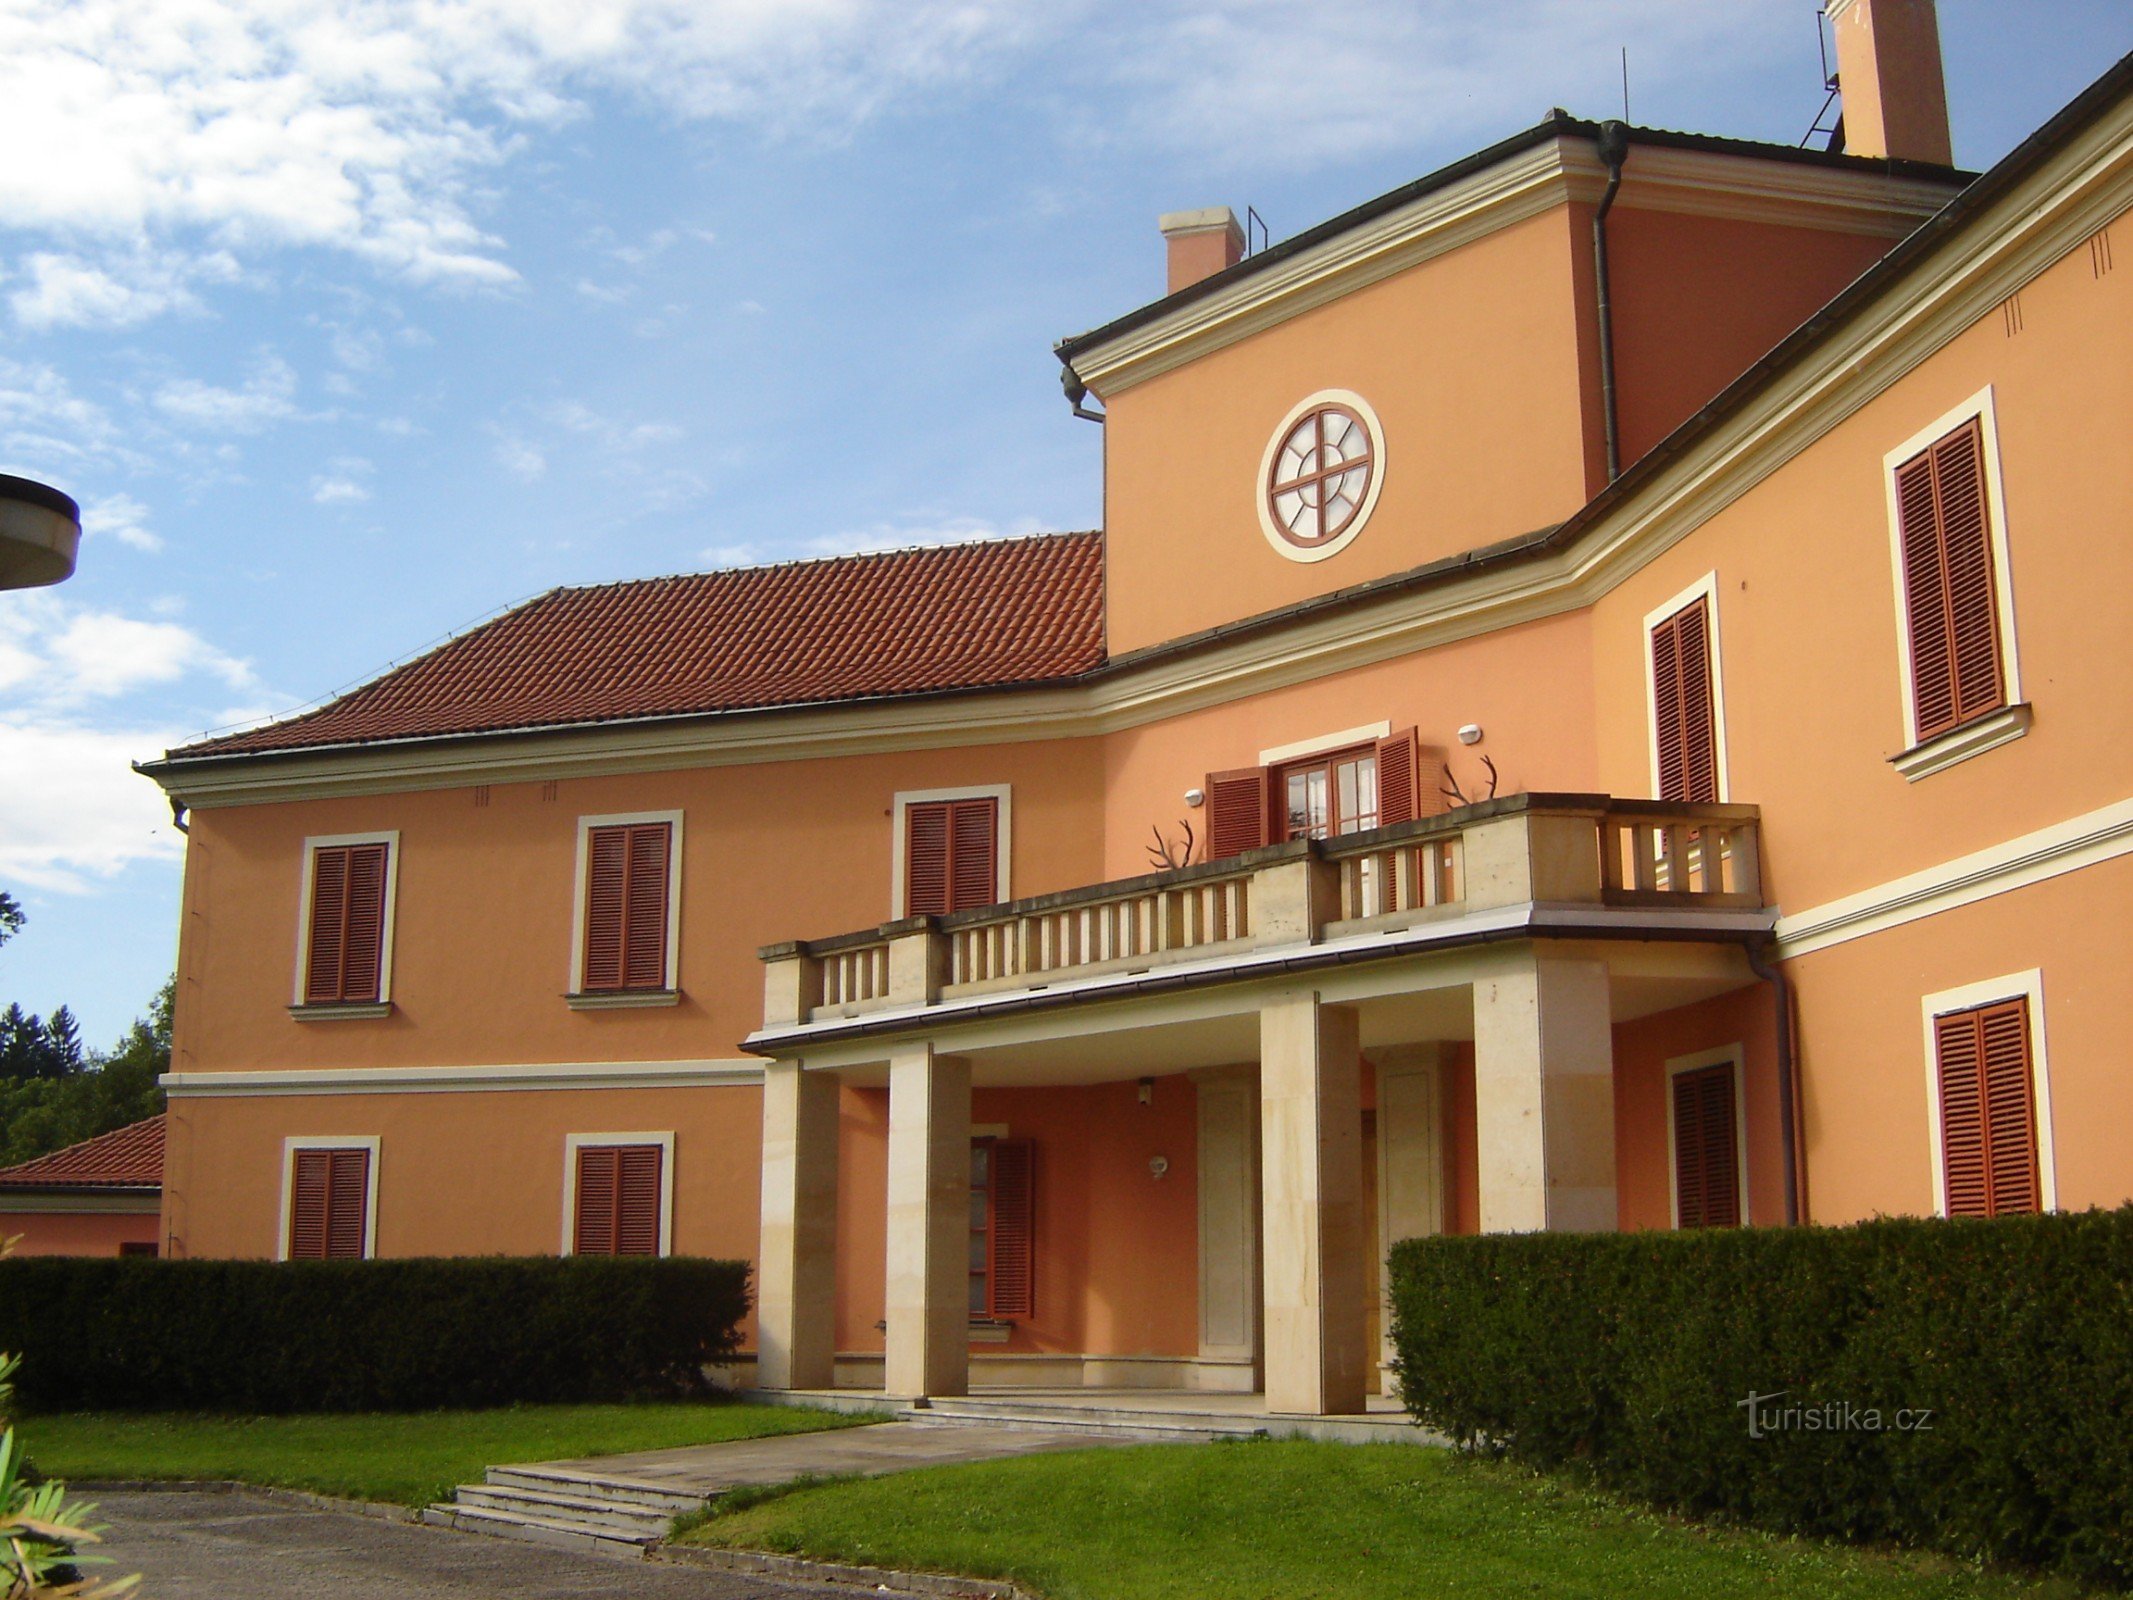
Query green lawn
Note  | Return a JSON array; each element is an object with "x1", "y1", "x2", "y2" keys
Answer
[
  {"x1": 25, "y1": 1401, "x2": 873, "y2": 1509},
  {"x1": 683, "y1": 1439, "x2": 2090, "y2": 1600}
]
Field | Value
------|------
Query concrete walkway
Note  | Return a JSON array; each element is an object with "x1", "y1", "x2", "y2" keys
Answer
[
  {"x1": 93, "y1": 1488, "x2": 845, "y2": 1599},
  {"x1": 532, "y1": 1418, "x2": 1134, "y2": 1498}
]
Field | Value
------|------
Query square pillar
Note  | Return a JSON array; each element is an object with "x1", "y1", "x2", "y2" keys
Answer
[
  {"x1": 885, "y1": 1043, "x2": 971, "y2": 1399},
  {"x1": 1193, "y1": 1066, "x2": 1261, "y2": 1389},
  {"x1": 1259, "y1": 991, "x2": 1368, "y2": 1416},
  {"x1": 757, "y1": 1061, "x2": 840, "y2": 1391},
  {"x1": 1472, "y1": 950, "x2": 1617, "y2": 1233},
  {"x1": 1374, "y1": 1044, "x2": 1446, "y2": 1392}
]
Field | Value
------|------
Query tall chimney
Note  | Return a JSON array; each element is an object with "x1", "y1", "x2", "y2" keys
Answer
[
  {"x1": 1828, "y1": 0, "x2": 1953, "y2": 165},
  {"x1": 1159, "y1": 207, "x2": 1245, "y2": 295}
]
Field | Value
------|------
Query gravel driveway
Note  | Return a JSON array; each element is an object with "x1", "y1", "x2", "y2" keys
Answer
[{"x1": 90, "y1": 1488, "x2": 846, "y2": 1599}]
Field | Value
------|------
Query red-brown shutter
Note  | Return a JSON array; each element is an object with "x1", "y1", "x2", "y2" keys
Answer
[
  {"x1": 1376, "y1": 728, "x2": 1419, "y2": 827},
  {"x1": 575, "y1": 1144, "x2": 663, "y2": 1255},
  {"x1": 582, "y1": 823, "x2": 670, "y2": 992},
  {"x1": 988, "y1": 1139, "x2": 1034, "y2": 1317},
  {"x1": 1204, "y1": 767, "x2": 1270, "y2": 860},
  {"x1": 305, "y1": 850, "x2": 348, "y2": 1003},
  {"x1": 1936, "y1": 999, "x2": 2038, "y2": 1218},
  {"x1": 290, "y1": 1147, "x2": 369, "y2": 1259},
  {"x1": 305, "y1": 843, "x2": 389, "y2": 1004},
  {"x1": 904, "y1": 799, "x2": 999, "y2": 916},
  {"x1": 1672, "y1": 1064, "x2": 1740, "y2": 1229},
  {"x1": 1898, "y1": 421, "x2": 2004, "y2": 742},
  {"x1": 1651, "y1": 599, "x2": 1718, "y2": 805}
]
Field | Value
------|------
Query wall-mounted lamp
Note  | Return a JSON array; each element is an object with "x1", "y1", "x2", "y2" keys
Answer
[
  {"x1": 1148, "y1": 1155, "x2": 1170, "y2": 1180},
  {"x1": 1137, "y1": 1076, "x2": 1154, "y2": 1105},
  {"x1": 1183, "y1": 788, "x2": 1205, "y2": 808},
  {"x1": 1457, "y1": 723, "x2": 1484, "y2": 746}
]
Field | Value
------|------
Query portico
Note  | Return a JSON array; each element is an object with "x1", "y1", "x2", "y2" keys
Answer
[{"x1": 752, "y1": 795, "x2": 1771, "y2": 1414}]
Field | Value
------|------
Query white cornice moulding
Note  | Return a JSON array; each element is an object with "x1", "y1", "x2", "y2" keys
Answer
[
  {"x1": 161, "y1": 1058, "x2": 766, "y2": 1098},
  {"x1": 147, "y1": 105, "x2": 2133, "y2": 813},
  {"x1": 0, "y1": 1192, "x2": 161, "y2": 1213},
  {"x1": 1774, "y1": 798, "x2": 2133, "y2": 959}
]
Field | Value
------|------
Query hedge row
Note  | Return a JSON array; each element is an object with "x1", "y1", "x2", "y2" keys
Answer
[
  {"x1": 0, "y1": 1255, "x2": 750, "y2": 1413},
  {"x1": 1389, "y1": 1209, "x2": 2133, "y2": 1587}
]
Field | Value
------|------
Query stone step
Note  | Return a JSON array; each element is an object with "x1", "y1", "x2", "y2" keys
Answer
[
  {"x1": 452, "y1": 1483, "x2": 673, "y2": 1537},
  {"x1": 422, "y1": 1502, "x2": 664, "y2": 1557},
  {"x1": 483, "y1": 1464, "x2": 707, "y2": 1516},
  {"x1": 908, "y1": 1401, "x2": 1269, "y2": 1441}
]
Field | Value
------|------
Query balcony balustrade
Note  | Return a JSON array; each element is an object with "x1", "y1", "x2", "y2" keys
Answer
[{"x1": 759, "y1": 794, "x2": 1764, "y2": 1033}]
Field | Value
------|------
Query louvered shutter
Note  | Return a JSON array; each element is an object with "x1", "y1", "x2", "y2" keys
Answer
[
  {"x1": 338, "y1": 844, "x2": 389, "y2": 1002},
  {"x1": 289, "y1": 1149, "x2": 330, "y2": 1258},
  {"x1": 988, "y1": 1139, "x2": 1035, "y2": 1317},
  {"x1": 616, "y1": 1145, "x2": 663, "y2": 1255},
  {"x1": 582, "y1": 823, "x2": 670, "y2": 992},
  {"x1": 290, "y1": 1147, "x2": 368, "y2": 1258},
  {"x1": 1204, "y1": 767, "x2": 1270, "y2": 860},
  {"x1": 1376, "y1": 729, "x2": 1419, "y2": 826},
  {"x1": 1652, "y1": 599, "x2": 1718, "y2": 804},
  {"x1": 305, "y1": 849, "x2": 349, "y2": 1002},
  {"x1": 1936, "y1": 999, "x2": 2038, "y2": 1218},
  {"x1": 905, "y1": 803, "x2": 951, "y2": 916},
  {"x1": 326, "y1": 1149, "x2": 369, "y2": 1257},
  {"x1": 1898, "y1": 421, "x2": 2004, "y2": 742},
  {"x1": 575, "y1": 1147, "x2": 618, "y2": 1253},
  {"x1": 621, "y1": 824, "x2": 670, "y2": 988},
  {"x1": 1671, "y1": 1065, "x2": 1740, "y2": 1229},
  {"x1": 947, "y1": 799, "x2": 999, "y2": 912}
]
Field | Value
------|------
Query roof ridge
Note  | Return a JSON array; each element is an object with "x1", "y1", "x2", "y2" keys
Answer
[{"x1": 567, "y1": 527, "x2": 1103, "y2": 594}]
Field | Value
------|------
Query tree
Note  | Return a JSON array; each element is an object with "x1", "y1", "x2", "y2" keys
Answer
[
  {"x1": 0, "y1": 893, "x2": 21, "y2": 950},
  {"x1": 0, "y1": 980, "x2": 170, "y2": 1169}
]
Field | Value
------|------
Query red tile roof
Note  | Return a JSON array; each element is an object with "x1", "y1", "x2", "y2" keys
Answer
[
  {"x1": 0, "y1": 1115, "x2": 164, "y2": 1192},
  {"x1": 167, "y1": 532, "x2": 1107, "y2": 760}
]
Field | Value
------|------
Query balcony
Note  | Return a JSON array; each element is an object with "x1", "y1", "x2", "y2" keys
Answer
[{"x1": 753, "y1": 793, "x2": 1768, "y2": 1049}]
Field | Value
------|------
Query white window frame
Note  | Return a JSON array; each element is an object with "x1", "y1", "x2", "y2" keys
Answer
[
  {"x1": 1882, "y1": 386, "x2": 2028, "y2": 777},
  {"x1": 277, "y1": 1135, "x2": 381, "y2": 1261},
  {"x1": 1255, "y1": 388, "x2": 1389, "y2": 565},
  {"x1": 291, "y1": 831, "x2": 401, "y2": 1008},
  {"x1": 1664, "y1": 1045, "x2": 1749, "y2": 1229},
  {"x1": 890, "y1": 785, "x2": 1011, "y2": 918},
  {"x1": 568, "y1": 810, "x2": 684, "y2": 995},
  {"x1": 1642, "y1": 573, "x2": 1732, "y2": 804},
  {"x1": 1257, "y1": 721, "x2": 1392, "y2": 768},
  {"x1": 561, "y1": 1131, "x2": 676, "y2": 1257},
  {"x1": 1920, "y1": 968, "x2": 2057, "y2": 1216}
]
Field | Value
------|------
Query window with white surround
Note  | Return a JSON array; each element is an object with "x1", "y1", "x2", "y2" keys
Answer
[
  {"x1": 292, "y1": 832, "x2": 399, "y2": 1017},
  {"x1": 1644, "y1": 575, "x2": 1728, "y2": 804},
  {"x1": 891, "y1": 786, "x2": 1010, "y2": 918},
  {"x1": 568, "y1": 811, "x2": 683, "y2": 1006},
  {"x1": 1883, "y1": 388, "x2": 2028, "y2": 779},
  {"x1": 562, "y1": 1133, "x2": 675, "y2": 1256},
  {"x1": 1922, "y1": 971, "x2": 2055, "y2": 1217},
  {"x1": 279, "y1": 1136, "x2": 380, "y2": 1260},
  {"x1": 1666, "y1": 1046, "x2": 1746, "y2": 1229}
]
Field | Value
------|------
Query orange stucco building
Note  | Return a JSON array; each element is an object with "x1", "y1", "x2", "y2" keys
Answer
[{"x1": 141, "y1": 11, "x2": 2133, "y2": 1415}]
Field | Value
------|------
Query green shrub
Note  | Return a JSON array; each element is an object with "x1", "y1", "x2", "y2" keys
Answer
[
  {"x1": 1388, "y1": 1209, "x2": 2133, "y2": 1587},
  {"x1": 0, "y1": 1255, "x2": 750, "y2": 1414}
]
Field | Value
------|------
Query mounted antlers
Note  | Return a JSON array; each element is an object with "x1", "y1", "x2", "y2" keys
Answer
[
  {"x1": 1146, "y1": 819, "x2": 1196, "y2": 872},
  {"x1": 1440, "y1": 754, "x2": 1500, "y2": 809}
]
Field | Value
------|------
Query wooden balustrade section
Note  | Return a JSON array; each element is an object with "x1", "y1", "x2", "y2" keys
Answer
[{"x1": 760, "y1": 795, "x2": 1764, "y2": 1027}]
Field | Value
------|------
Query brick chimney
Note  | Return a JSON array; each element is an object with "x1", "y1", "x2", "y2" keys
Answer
[
  {"x1": 1829, "y1": 0, "x2": 1953, "y2": 165},
  {"x1": 1159, "y1": 207, "x2": 1245, "y2": 295}
]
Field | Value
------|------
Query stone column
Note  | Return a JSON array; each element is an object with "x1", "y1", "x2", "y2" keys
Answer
[
  {"x1": 1374, "y1": 1044, "x2": 1446, "y2": 1394},
  {"x1": 1193, "y1": 1067, "x2": 1261, "y2": 1391},
  {"x1": 756, "y1": 1061, "x2": 840, "y2": 1391},
  {"x1": 1472, "y1": 949, "x2": 1617, "y2": 1233},
  {"x1": 1259, "y1": 991, "x2": 1368, "y2": 1416},
  {"x1": 884, "y1": 1042, "x2": 971, "y2": 1399}
]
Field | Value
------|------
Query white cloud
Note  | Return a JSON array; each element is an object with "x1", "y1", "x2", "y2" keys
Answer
[
  {"x1": 0, "y1": 718, "x2": 185, "y2": 892},
  {"x1": 310, "y1": 455, "x2": 374, "y2": 503},
  {"x1": 152, "y1": 354, "x2": 300, "y2": 432},
  {"x1": 0, "y1": 0, "x2": 1047, "y2": 326},
  {"x1": 82, "y1": 491, "x2": 162, "y2": 552},
  {"x1": 0, "y1": 591, "x2": 259, "y2": 704},
  {"x1": 545, "y1": 399, "x2": 681, "y2": 451},
  {"x1": 0, "y1": 357, "x2": 122, "y2": 466},
  {"x1": 489, "y1": 427, "x2": 546, "y2": 480},
  {"x1": 699, "y1": 513, "x2": 1049, "y2": 570}
]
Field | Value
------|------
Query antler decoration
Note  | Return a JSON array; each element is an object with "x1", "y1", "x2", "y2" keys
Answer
[
  {"x1": 1440, "y1": 755, "x2": 1500, "y2": 809},
  {"x1": 1146, "y1": 820, "x2": 1196, "y2": 872}
]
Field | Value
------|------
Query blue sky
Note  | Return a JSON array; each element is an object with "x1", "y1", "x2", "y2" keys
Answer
[{"x1": 2, "y1": 0, "x2": 2129, "y2": 1046}]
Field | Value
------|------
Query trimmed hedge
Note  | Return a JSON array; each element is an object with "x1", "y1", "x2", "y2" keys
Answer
[
  {"x1": 0, "y1": 1255, "x2": 750, "y2": 1414},
  {"x1": 1389, "y1": 1209, "x2": 2133, "y2": 1587}
]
